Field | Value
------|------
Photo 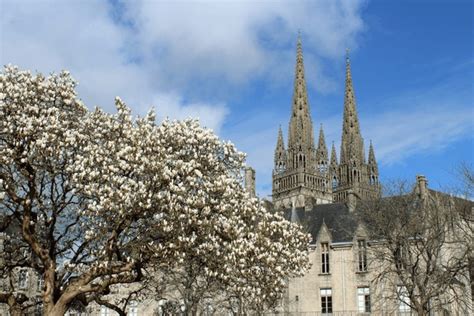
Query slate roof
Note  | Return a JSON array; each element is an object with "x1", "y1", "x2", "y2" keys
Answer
[
  {"x1": 283, "y1": 203, "x2": 359, "y2": 243},
  {"x1": 276, "y1": 189, "x2": 473, "y2": 245}
]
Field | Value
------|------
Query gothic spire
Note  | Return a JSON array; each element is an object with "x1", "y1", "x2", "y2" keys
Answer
[
  {"x1": 316, "y1": 124, "x2": 328, "y2": 164},
  {"x1": 368, "y1": 140, "x2": 377, "y2": 169},
  {"x1": 276, "y1": 125, "x2": 285, "y2": 151},
  {"x1": 274, "y1": 125, "x2": 286, "y2": 172},
  {"x1": 287, "y1": 34, "x2": 314, "y2": 152},
  {"x1": 340, "y1": 49, "x2": 364, "y2": 164},
  {"x1": 330, "y1": 141, "x2": 338, "y2": 166}
]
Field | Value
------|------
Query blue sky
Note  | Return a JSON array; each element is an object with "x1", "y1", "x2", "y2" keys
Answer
[{"x1": 1, "y1": 0, "x2": 473, "y2": 198}]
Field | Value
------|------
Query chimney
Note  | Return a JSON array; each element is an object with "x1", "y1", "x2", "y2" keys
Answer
[
  {"x1": 244, "y1": 167, "x2": 256, "y2": 198},
  {"x1": 416, "y1": 175, "x2": 428, "y2": 198}
]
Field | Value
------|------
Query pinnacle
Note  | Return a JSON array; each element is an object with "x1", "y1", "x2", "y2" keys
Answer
[
  {"x1": 330, "y1": 141, "x2": 338, "y2": 165},
  {"x1": 368, "y1": 140, "x2": 377, "y2": 165},
  {"x1": 340, "y1": 50, "x2": 363, "y2": 164},
  {"x1": 317, "y1": 124, "x2": 327, "y2": 150},
  {"x1": 292, "y1": 35, "x2": 310, "y2": 116},
  {"x1": 276, "y1": 125, "x2": 285, "y2": 149},
  {"x1": 316, "y1": 124, "x2": 328, "y2": 163},
  {"x1": 288, "y1": 35, "x2": 314, "y2": 152}
]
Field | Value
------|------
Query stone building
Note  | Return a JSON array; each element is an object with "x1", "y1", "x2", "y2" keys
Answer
[
  {"x1": 272, "y1": 36, "x2": 380, "y2": 211},
  {"x1": 0, "y1": 222, "x2": 44, "y2": 316},
  {"x1": 271, "y1": 37, "x2": 472, "y2": 315},
  {"x1": 1, "y1": 35, "x2": 471, "y2": 316}
]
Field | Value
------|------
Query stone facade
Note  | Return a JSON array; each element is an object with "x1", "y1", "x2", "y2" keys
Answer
[
  {"x1": 272, "y1": 38, "x2": 380, "y2": 211},
  {"x1": 272, "y1": 37, "x2": 333, "y2": 210},
  {"x1": 0, "y1": 232, "x2": 44, "y2": 316},
  {"x1": 277, "y1": 178, "x2": 473, "y2": 315},
  {"x1": 272, "y1": 37, "x2": 472, "y2": 316},
  {"x1": 1, "y1": 35, "x2": 471, "y2": 316}
]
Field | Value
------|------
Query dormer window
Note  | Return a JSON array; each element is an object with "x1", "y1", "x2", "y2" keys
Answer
[
  {"x1": 357, "y1": 239, "x2": 368, "y2": 272},
  {"x1": 321, "y1": 243, "x2": 330, "y2": 274}
]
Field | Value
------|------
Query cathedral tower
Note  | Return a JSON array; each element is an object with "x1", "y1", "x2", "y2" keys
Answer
[
  {"x1": 332, "y1": 51, "x2": 380, "y2": 202},
  {"x1": 272, "y1": 36, "x2": 333, "y2": 210}
]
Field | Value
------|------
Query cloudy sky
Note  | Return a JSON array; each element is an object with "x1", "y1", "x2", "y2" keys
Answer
[{"x1": 1, "y1": 0, "x2": 473, "y2": 198}]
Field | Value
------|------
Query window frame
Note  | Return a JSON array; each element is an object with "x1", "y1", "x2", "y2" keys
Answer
[
  {"x1": 357, "y1": 287, "x2": 371, "y2": 313},
  {"x1": 128, "y1": 300, "x2": 138, "y2": 316},
  {"x1": 397, "y1": 285, "x2": 411, "y2": 314},
  {"x1": 320, "y1": 288, "x2": 332, "y2": 314},
  {"x1": 321, "y1": 242, "x2": 330, "y2": 274},
  {"x1": 37, "y1": 274, "x2": 44, "y2": 291},
  {"x1": 357, "y1": 239, "x2": 368, "y2": 272},
  {"x1": 100, "y1": 306, "x2": 110, "y2": 316},
  {"x1": 18, "y1": 269, "x2": 28, "y2": 289}
]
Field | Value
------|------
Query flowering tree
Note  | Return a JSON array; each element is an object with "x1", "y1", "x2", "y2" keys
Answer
[
  {"x1": 0, "y1": 66, "x2": 310, "y2": 316},
  {"x1": 76, "y1": 102, "x2": 310, "y2": 314}
]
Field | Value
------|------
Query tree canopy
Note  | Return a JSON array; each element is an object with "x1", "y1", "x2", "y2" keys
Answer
[{"x1": 0, "y1": 66, "x2": 310, "y2": 316}]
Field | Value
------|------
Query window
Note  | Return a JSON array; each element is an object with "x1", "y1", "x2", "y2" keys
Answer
[
  {"x1": 22, "y1": 248, "x2": 29, "y2": 260},
  {"x1": 357, "y1": 287, "x2": 371, "y2": 313},
  {"x1": 37, "y1": 274, "x2": 44, "y2": 291},
  {"x1": 318, "y1": 163, "x2": 327, "y2": 173},
  {"x1": 34, "y1": 302, "x2": 43, "y2": 316},
  {"x1": 321, "y1": 243, "x2": 330, "y2": 274},
  {"x1": 100, "y1": 306, "x2": 111, "y2": 316},
  {"x1": 18, "y1": 269, "x2": 28, "y2": 289},
  {"x1": 332, "y1": 176, "x2": 338, "y2": 189},
  {"x1": 128, "y1": 300, "x2": 138, "y2": 316},
  {"x1": 397, "y1": 286, "x2": 411, "y2": 314},
  {"x1": 394, "y1": 246, "x2": 404, "y2": 270},
  {"x1": 357, "y1": 240, "x2": 367, "y2": 272},
  {"x1": 320, "y1": 288, "x2": 332, "y2": 314}
]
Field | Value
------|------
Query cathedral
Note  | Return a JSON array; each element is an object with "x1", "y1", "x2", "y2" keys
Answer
[
  {"x1": 268, "y1": 37, "x2": 472, "y2": 315},
  {"x1": 272, "y1": 36, "x2": 380, "y2": 210}
]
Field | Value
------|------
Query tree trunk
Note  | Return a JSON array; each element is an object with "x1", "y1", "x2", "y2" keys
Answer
[
  {"x1": 47, "y1": 305, "x2": 68, "y2": 316},
  {"x1": 7, "y1": 295, "x2": 23, "y2": 316},
  {"x1": 415, "y1": 306, "x2": 429, "y2": 316}
]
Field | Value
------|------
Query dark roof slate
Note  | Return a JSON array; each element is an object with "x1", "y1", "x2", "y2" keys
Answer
[{"x1": 283, "y1": 203, "x2": 358, "y2": 243}]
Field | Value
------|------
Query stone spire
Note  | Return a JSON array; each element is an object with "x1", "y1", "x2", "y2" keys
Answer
[
  {"x1": 367, "y1": 140, "x2": 379, "y2": 185},
  {"x1": 330, "y1": 141, "x2": 338, "y2": 166},
  {"x1": 340, "y1": 49, "x2": 364, "y2": 165},
  {"x1": 274, "y1": 125, "x2": 286, "y2": 172},
  {"x1": 333, "y1": 50, "x2": 381, "y2": 203},
  {"x1": 316, "y1": 124, "x2": 328, "y2": 166},
  {"x1": 329, "y1": 141, "x2": 339, "y2": 188},
  {"x1": 272, "y1": 35, "x2": 334, "y2": 209},
  {"x1": 287, "y1": 35, "x2": 315, "y2": 170},
  {"x1": 368, "y1": 140, "x2": 377, "y2": 169}
]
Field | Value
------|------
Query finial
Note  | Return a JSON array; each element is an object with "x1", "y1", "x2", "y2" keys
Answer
[
  {"x1": 346, "y1": 48, "x2": 350, "y2": 61},
  {"x1": 297, "y1": 31, "x2": 302, "y2": 49}
]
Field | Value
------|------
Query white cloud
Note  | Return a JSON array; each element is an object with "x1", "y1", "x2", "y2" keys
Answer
[
  {"x1": 2, "y1": 0, "x2": 470, "y2": 198},
  {"x1": 119, "y1": 0, "x2": 366, "y2": 90},
  {"x1": 151, "y1": 92, "x2": 228, "y2": 133},
  {"x1": 363, "y1": 105, "x2": 473, "y2": 165},
  {"x1": 1, "y1": 0, "x2": 366, "y2": 133},
  {"x1": 1, "y1": 0, "x2": 371, "y2": 198}
]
